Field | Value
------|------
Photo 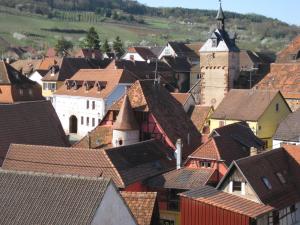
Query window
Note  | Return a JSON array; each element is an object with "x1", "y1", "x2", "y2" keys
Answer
[
  {"x1": 276, "y1": 172, "x2": 286, "y2": 184},
  {"x1": 258, "y1": 126, "x2": 262, "y2": 130},
  {"x1": 92, "y1": 101, "x2": 95, "y2": 110},
  {"x1": 130, "y1": 55, "x2": 135, "y2": 60},
  {"x1": 81, "y1": 116, "x2": 84, "y2": 125},
  {"x1": 200, "y1": 161, "x2": 211, "y2": 168},
  {"x1": 98, "y1": 119, "x2": 101, "y2": 125},
  {"x1": 86, "y1": 117, "x2": 89, "y2": 126},
  {"x1": 43, "y1": 83, "x2": 48, "y2": 90},
  {"x1": 262, "y1": 177, "x2": 272, "y2": 190},
  {"x1": 86, "y1": 100, "x2": 89, "y2": 109},
  {"x1": 232, "y1": 181, "x2": 242, "y2": 192},
  {"x1": 28, "y1": 89, "x2": 33, "y2": 96},
  {"x1": 196, "y1": 74, "x2": 201, "y2": 79},
  {"x1": 92, "y1": 118, "x2": 95, "y2": 127},
  {"x1": 19, "y1": 89, "x2": 24, "y2": 96},
  {"x1": 276, "y1": 103, "x2": 279, "y2": 112},
  {"x1": 118, "y1": 139, "x2": 123, "y2": 146},
  {"x1": 212, "y1": 38, "x2": 218, "y2": 47}
]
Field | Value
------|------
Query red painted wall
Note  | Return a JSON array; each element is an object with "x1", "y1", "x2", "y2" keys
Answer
[
  {"x1": 180, "y1": 197, "x2": 251, "y2": 225},
  {"x1": 124, "y1": 182, "x2": 148, "y2": 192}
]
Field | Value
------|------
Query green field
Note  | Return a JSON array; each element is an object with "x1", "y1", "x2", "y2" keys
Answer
[{"x1": 0, "y1": 6, "x2": 297, "y2": 54}]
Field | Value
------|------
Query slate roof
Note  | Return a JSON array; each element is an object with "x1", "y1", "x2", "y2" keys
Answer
[
  {"x1": 180, "y1": 185, "x2": 274, "y2": 218},
  {"x1": 54, "y1": 68, "x2": 136, "y2": 98},
  {"x1": 162, "y1": 56, "x2": 192, "y2": 72},
  {"x1": 126, "y1": 47, "x2": 157, "y2": 60},
  {"x1": 273, "y1": 107, "x2": 300, "y2": 141},
  {"x1": 212, "y1": 89, "x2": 282, "y2": 121},
  {"x1": 121, "y1": 192, "x2": 159, "y2": 225},
  {"x1": 4, "y1": 140, "x2": 175, "y2": 188},
  {"x1": 221, "y1": 146, "x2": 300, "y2": 209},
  {"x1": 0, "y1": 170, "x2": 111, "y2": 225},
  {"x1": 42, "y1": 57, "x2": 98, "y2": 82},
  {"x1": 189, "y1": 122, "x2": 265, "y2": 166},
  {"x1": 147, "y1": 167, "x2": 215, "y2": 190},
  {"x1": 110, "y1": 80, "x2": 202, "y2": 157},
  {"x1": 187, "y1": 105, "x2": 212, "y2": 132},
  {"x1": 256, "y1": 63, "x2": 300, "y2": 99},
  {"x1": 0, "y1": 61, "x2": 36, "y2": 85},
  {"x1": 276, "y1": 35, "x2": 300, "y2": 63},
  {"x1": 168, "y1": 42, "x2": 199, "y2": 59}
]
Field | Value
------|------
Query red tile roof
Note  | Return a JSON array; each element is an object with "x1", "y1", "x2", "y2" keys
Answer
[
  {"x1": 276, "y1": 35, "x2": 300, "y2": 63},
  {"x1": 0, "y1": 101, "x2": 69, "y2": 165},
  {"x1": 54, "y1": 68, "x2": 136, "y2": 98},
  {"x1": 121, "y1": 192, "x2": 159, "y2": 225},
  {"x1": 110, "y1": 80, "x2": 202, "y2": 157},
  {"x1": 171, "y1": 93, "x2": 191, "y2": 106},
  {"x1": 188, "y1": 105, "x2": 212, "y2": 132},
  {"x1": 3, "y1": 140, "x2": 175, "y2": 189},
  {"x1": 180, "y1": 185, "x2": 274, "y2": 218},
  {"x1": 147, "y1": 167, "x2": 216, "y2": 190}
]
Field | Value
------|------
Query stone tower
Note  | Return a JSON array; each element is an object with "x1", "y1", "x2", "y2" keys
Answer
[
  {"x1": 199, "y1": 1, "x2": 240, "y2": 108},
  {"x1": 112, "y1": 94, "x2": 140, "y2": 147}
]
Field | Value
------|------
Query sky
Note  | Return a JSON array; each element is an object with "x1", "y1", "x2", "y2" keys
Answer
[{"x1": 137, "y1": 0, "x2": 300, "y2": 26}]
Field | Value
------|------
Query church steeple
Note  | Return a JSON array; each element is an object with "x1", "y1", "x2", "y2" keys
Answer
[{"x1": 216, "y1": 0, "x2": 225, "y2": 30}]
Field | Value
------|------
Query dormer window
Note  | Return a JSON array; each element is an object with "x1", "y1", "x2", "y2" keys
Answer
[
  {"x1": 200, "y1": 161, "x2": 211, "y2": 168},
  {"x1": 96, "y1": 81, "x2": 107, "y2": 92},
  {"x1": 212, "y1": 38, "x2": 218, "y2": 47},
  {"x1": 262, "y1": 177, "x2": 272, "y2": 190}
]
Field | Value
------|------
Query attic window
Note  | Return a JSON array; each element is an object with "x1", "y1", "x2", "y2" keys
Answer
[
  {"x1": 212, "y1": 38, "x2": 218, "y2": 47},
  {"x1": 200, "y1": 161, "x2": 211, "y2": 168},
  {"x1": 232, "y1": 181, "x2": 242, "y2": 192},
  {"x1": 262, "y1": 177, "x2": 272, "y2": 190},
  {"x1": 276, "y1": 172, "x2": 286, "y2": 184}
]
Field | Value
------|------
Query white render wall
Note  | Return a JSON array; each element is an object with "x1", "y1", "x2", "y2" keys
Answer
[
  {"x1": 112, "y1": 130, "x2": 140, "y2": 147},
  {"x1": 29, "y1": 71, "x2": 43, "y2": 86},
  {"x1": 273, "y1": 139, "x2": 300, "y2": 149},
  {"x1": 122, "y1": 53, "x2": 145, "y2": 61},
  {"x1": 91, "y1": 183, "x2": 137, "y2": 225},
  {"x1": 53, "y1": 95, "x2": 106, "y2": 137}
]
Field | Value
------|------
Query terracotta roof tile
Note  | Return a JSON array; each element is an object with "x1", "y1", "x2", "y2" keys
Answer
[
  {"x1": 121, "y1": 192, "x2": 159, "y2": 225},
  {"x1": 171, "y1": 93, "x2": 191, "y2": 106},
  {"x1": 4, "y1": 140, "x2": 175, "y2": 189},
  {"x1": 147, "y1": 167, "x2": 215, "y2": 190},
  {"x1": 233, "y1": 147, "x2": 300, "y2": 208},
  {"x1": 188, "y1": 105, "x2": 212, "y2": 132},
  {"x1": 0, "y1": 170, "x2": 111, "y2": 225},
  {"x1": 180, "y1": 186, "x2": 274, "y2": 218},
  {"x1": 212, "y1": 89, "x2": 281, "y2": 121},
  {"x1": 110, "y1": 80, "x2": 202, "y2": 157},
  {"x1": 276, "y1": 35, "x2": 300, "y2": 63},
  {"x1": 0, "y1": 101, "x2": 69, "y2": 164}
]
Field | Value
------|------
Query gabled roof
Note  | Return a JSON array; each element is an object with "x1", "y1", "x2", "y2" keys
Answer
[
  {"x1": 256, "y1": 63, "x2": 300, "y2": 99},
  {"x1": 168, "y1": 42, "x2": 199, "y2": 59},
  {"x1": 10, "y1": 59, "x2": 42, "y2": 74},
  {"x1": 126, "y1": 47, "x2": 157, "y2": 60},
  {"x1": 110, "y1": 80, "x2": 202, "y2": 157},
  {"x1": 0, "y1": 101, "x2": 69, "y2": 164},
  {"x1": 0, "y1": 170, "x2": 111, "y2": 225},
  {"x1": 171, "y1": 93, "x2": 191, "y2": 106},
  {"x1": 54, "y1": 68, "x2": 136, "y2": 98},
  {"x1": 74, "y1": 48, "x2": 102, "y2": 59},
  {"x1": 180, "y1": 185, "x2": 274, "y2": 218},
  {"x1": 274, "y1": 107, "x2": 300, "y2": 141},
  {"x1": 276, "y1": 35, "x2": 300, "y2": 63},
  {"x1": 147, "y1": 167, "x2": 216, "y2": 190},
  {"x1": 42, "y1": 57, "x2": 98, "y2": 82},
  {"x1": 188, "y1": 105, "x2": 212, "y2": 131},
  {"x1": 218, "y1": 146, "x2": 300, "y2": 209},
  {"x1": 0, "y1": 61, "x2": 35, "y2": 85},
  {"x1": 4, "y1": 140, "x2": 175, "y2": 188},
  {"x1": 121, "y1": 192, "x2": 159, "y2": 225},
  {"x1": 200, "y1": 29, "x2": 239, "y2": 52},
  {"x1": 162, "y1": 56, "x2": 192, "y2": 72},
  {"x1": 113, "y1": 95, "x2": 139, "y2": 130},
  {"x1": 212, "y1": 89, "x2": 283, "y2": 121},
  {"x1": 189, "y1": 122, "x2": 265, "y2": 166}
]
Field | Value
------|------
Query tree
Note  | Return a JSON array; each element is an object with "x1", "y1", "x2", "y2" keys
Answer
[
  {"x1": 102, "y1": 39, "x2": 111, "y2": 53},
  {"x1": 55, "y1": 37, "x2": 73, "y2": 56},
  {"x1": 84, "y1": 27, "x2": 100, "y2": 50},
  {"x1": 113, "y1": 36, "x2": 124, "y2": 57}
]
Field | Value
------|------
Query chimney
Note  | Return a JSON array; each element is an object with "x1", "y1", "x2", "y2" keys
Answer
[
  {"x1": 250, "y1": 147, "x2": 258, "y2": 156},
  {"x1": 176, "y1": 139, "x2": 182, "y2": 170}
]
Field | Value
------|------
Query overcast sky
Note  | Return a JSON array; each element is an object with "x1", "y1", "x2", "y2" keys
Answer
[{"x1": 138, "y1": 0, "x2": 300, "y2": 26}]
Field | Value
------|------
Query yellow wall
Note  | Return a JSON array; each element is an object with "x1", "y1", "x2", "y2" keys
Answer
[
  {"x1": 42, "y1": 81, "x2": 63, "y2": 98},
  {"x1": 160, "y1": 210, "x2": 180, "y2": 225},
  {"x1": 210, "y1": 93, "x2": 291, "y2": 149}
]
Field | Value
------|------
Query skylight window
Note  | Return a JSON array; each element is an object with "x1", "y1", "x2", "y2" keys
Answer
[
  {"x1": 262, "y1": 177, "x2": 272, "y2": 190},
  {"x1": 276, "y1": 172, "x2": 286, "y2": 184}
]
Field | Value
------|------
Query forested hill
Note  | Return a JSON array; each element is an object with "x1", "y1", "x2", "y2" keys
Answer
[{"x1": 0, "y1": 0, "x2": 299, "y2": 52}]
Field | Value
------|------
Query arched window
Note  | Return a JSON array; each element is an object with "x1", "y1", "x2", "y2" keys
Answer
[{"x1": 69, "y1": 115, "x2": 78, "y2": 134}]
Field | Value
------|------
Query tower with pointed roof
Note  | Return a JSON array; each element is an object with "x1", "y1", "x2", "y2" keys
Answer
[
  {"x1": 199, "y1": 1, "x2": 240, "y2": 108},
  {"x1": 112, "y1": 94, "x2": 140, "y2": 147}
]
